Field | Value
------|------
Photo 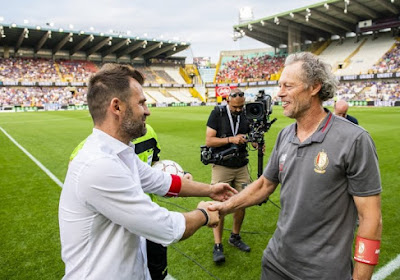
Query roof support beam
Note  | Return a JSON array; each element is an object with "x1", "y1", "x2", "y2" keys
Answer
[
  {"x1": 35, "y1": 31, "x2": 51, "y2": 53},
  {"x1": 164, "y1": 45, "x2": 189, "y2": 57},
  {"x1": 53, "y1": 33, "x2": 72, "y2": 54},
  {"x1": 117, "y1": 41, "x2": 146, "y2": 58},
  {"x1": 70, "y1": 35, "x2": 92, "y2": 55},
  {"x1": 375, "y1": 0, "x2": 399, "y2": 15},
  {"x1": 351, "y1": 0, "x2": 380, "y2": 18},
  {"x1": 327, "y1": 4, "x2": 359, "y2": 23},
  {"x1": 87, "y1": 37, "x2": 111, "y2": 56},
  {"x1": 276, "y1": 18, "x2": 329, "y2": 39},
  {"x1": 15, "y1": 28, "x2": 28, "y2": 53},
  {"x1": 131, "y1": 42, "x2": 162, "y2": 59},
  {"x1": 102, "y1": 38, "x2": 130, "y2": 58},
  {"x1": 252, "y1": 25, "x2": 288, "y2": 41},
  {"x1": 304, "y1": 17, "x2": 344, "y2": 35},
  {"x1": 245, "y1": 32, "x2": 280, "y2": 48},
  {"x1": 144, "y1": 44, "x2": 176, "y2": 60},
  {"x1": 309, "y1": 9, "x2": 354, "y2": 31}
]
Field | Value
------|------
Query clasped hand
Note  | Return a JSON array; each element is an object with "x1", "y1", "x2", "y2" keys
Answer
[
  {"x1": 209, "y1": 182, "x2": 238, "y2": 202},
  {"x1": 196, "y1": 201, "x2": 219, "y2": 228}
]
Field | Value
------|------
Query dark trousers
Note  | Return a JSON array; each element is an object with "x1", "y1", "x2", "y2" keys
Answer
[{"x1": 146, "y1": 239, "x2": 168, "y2": 280}]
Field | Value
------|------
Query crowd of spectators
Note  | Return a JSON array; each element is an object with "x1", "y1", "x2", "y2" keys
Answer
[
  {"x1": 0, "y1": 58, "x2": 59, "y2": 82},
  {"x1": 370, "y1": 41, "x2": 400, "y2": 73},
  {"x1": 0, "y1": 58, "x2": 98, "y2": 83},
  {"x1": 1, "y1": 55, "x2": 399, "y2": 110},
  {"x1": 57, "y1": 60, "x2": 98, "y2": 83},
  {"x1": 0, "y1": 86, "x2": 87, "y2": 109},
  {"x1": 336, "y1": 81, "x2": 400, "y2": 101},
  {"x1": 216, "y1": 54, "x2": 285, "y2": 83}
]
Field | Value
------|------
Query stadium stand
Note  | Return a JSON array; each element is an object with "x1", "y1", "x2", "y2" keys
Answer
[
  {"x1": 337, "y1": 80, "x2": 400, "y2": 101},
  {"x1": 332, "y1": 33, "x2": 396, "y2": 75},
  {"x1": 0, "y1": 86, "x2": 87, "y2": 109},
  {"x1": 371, "y1": 40, "x2": 400, "y2": 73},
  {"x1": 0, "y1": 56, "x2": 204, "y2": 108},
  {"x1": 215, "y1": 50, "x2": 285, "y2": 83},
  {"x1": 167, "y1": 89, "x2": 201, "y2": 103},
  {"x1": 0, "y1": 58, "x2": 59, "y2": 82},
  {"x1": 3, "y1": 0, "x2": 400, "y2": 111},
  {"x1": 57, "y1": 59, "x2": 98, "y2": 82},
  {"x1": 163, "y1": 67, "x2": 187, "y2": 84},
  {"x1": 198, "y1": 68, "x2": 216, "y2": 83},
  {"x1": 145, "y1": 90, "x2": 178, "y2": 104}
]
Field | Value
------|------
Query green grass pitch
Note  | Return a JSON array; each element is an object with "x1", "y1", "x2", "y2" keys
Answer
[{"x1": 0, "y1": 105, "x2": 399, "y2": 279}]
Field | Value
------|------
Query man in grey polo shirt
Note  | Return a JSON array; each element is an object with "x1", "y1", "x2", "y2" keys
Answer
[{"x1": 209, "y1": 52, "x2": 382, "y2": 280}]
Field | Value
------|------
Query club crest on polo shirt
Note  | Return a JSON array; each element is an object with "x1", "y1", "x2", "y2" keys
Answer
[
  {"x1": 279, "y1": 154, "x2": 287, "y2": 172},
  {"x1": 314, "y1": 150, "x2": 329, "y2": 174}
]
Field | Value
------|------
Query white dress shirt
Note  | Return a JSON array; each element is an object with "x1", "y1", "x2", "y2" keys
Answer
[{"x1": 59, "y1": 128, "x2": 185, "y2": 280}]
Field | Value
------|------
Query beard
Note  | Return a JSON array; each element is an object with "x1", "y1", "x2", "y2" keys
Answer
[
  {"x1": 231, "y1": 110, "x2": 242, "y2": 116},
  {"x1": 121, "y1": 105, "x2": 147, "y2": 140},
  {"x1": 284, "y1": 98, "x2": 312, "y2": 119}
]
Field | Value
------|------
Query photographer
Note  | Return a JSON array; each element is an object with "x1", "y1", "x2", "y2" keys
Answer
[{"x1": 205, "y1": 88, "x2": 251, "y2": 264}]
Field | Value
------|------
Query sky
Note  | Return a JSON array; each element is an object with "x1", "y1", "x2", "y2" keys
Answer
[{"x1": 0, "y1": 0, "x2": 321, "y2": 63}]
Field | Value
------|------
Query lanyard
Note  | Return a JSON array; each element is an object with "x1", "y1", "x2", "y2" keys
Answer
[{"x1": 226, "y1": 106, "x2": 240, "y2": 136}]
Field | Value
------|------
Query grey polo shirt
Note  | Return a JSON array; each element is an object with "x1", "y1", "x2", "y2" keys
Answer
[{"x1": 262, "y1": 110, "x2": 381, "y2": 280}]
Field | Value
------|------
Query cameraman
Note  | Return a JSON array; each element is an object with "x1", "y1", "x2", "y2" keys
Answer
[{"x1": 205, "y1": 88, "x2": 251, "y2": 264}]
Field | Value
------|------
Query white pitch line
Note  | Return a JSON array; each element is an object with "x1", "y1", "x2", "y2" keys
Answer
[
  {"x1": 372, "y1": 254, "x2": 400, "y2": 280},
  {"x1": 0, "y1": 126, "x2": 63, "y2": 188}
]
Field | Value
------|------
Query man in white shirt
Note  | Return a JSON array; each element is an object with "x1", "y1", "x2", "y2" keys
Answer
[{"x1": 59, "y1": 63, "x2": 236, "y2": 280}]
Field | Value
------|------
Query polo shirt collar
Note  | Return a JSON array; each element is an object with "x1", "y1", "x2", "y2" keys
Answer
[{"x1": 289, "y1": 108, "x2": 333, "y2": 146}]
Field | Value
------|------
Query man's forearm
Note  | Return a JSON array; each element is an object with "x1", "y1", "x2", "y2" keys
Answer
[
  {"x1": 181, "y1": 210, "x2": 207, "y2": 240},
  {"x1": 353, "y1": 194, "x2": 382, "y2": 280},
  {"x1": 221, "y1": 176, "x2": 276, "y2": 214},
  {"x1": 178, "y1": 179, "x2": 211, "y2": 197}
]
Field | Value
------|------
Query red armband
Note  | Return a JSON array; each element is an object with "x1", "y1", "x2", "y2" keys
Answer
[
  {"x1": 354, "y1": 235, "x2": 380, "y2": 265},
  {"x1": 165, "y1": 174, "x2": 182, "y2": 197}
]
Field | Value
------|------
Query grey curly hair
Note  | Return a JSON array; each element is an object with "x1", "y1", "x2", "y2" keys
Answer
[{"x1": 285, "y1": 52, "x2": 338, "y2": 101}]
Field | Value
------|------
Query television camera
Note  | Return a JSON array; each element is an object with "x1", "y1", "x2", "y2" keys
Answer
[
  {"x1": 245, "y1": 90, "x2": 276, "y2": 143},
  {"x1": 200, "y1": 90, "x2": 276, "y2": 172},
  {"x1": 200, "y1": 144, "x2": 239, "y2": 165}
]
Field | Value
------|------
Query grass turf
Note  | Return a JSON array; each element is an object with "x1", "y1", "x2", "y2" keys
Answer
[{"x1": 0, "y1": 105, "x2": 399, "y2": 279}]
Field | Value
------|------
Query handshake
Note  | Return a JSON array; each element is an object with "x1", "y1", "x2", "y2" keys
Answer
[{"x1": 195, "y1": 201, "x2": 221, "y2": 228}]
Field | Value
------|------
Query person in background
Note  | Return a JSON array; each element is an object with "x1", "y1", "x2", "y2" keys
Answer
[
  {"x1": 133, "y1": 123, "x2": 191, "y2": 280},
  {"x1": 209, "y1": 52, "x2": 382, "y2": 280},
  {"x1": 334, "y1": 99, "x2": 359, "y2": 124},
  {"x1": 60, "y1": 63, "x2": 237, "y2": 279},
  {"x1": 205, "y1": 88, "x2": 252, "y2": 264}
]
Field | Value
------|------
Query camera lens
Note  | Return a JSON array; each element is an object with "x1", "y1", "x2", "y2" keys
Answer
[
  {"x1": 249, "y1": 106, "x2": 260, "y2": 116},
  {"x1": 245, "y1": 102, "x2": 264, "y2": 120}
]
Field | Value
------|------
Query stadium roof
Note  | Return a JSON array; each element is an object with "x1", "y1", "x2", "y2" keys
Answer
[
  {"x1": 0, "y1": 23, "x2": 190, "y2": 62},
  {"x1": 234, "y1": 0, "x2": 400, "y2": 50}
]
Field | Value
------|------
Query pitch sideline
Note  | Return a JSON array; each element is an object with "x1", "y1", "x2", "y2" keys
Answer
[
  {"x1": 372, "y1": 254, "x2": 400, "y2": 280},
  {"x1": 0, "y1": 126, "x2": 63, "y2": 187},
  {"x1": 1, "y1": 126, "x2": 399, "y2": 279}
]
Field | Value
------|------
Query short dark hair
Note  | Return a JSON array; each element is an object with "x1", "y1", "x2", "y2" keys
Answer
[{"x1": 87, "y1": 63, "x2": 145, "y2": 124}]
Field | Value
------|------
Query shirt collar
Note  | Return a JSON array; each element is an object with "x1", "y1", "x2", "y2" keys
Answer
[
  {"x1": 289, "y1": 108, "x2": 333, "y2": 145},
  {"x1": 92, "y1": 128, "x2": 135, "y2": 155}
]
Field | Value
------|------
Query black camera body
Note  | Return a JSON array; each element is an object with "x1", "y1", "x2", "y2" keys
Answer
[
  {"x1": 200, "y1": 144, "x2": 239, "y2": 165},
  {"x1": 244, "y1": 90, "x2": 276, "y2": 143}
]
